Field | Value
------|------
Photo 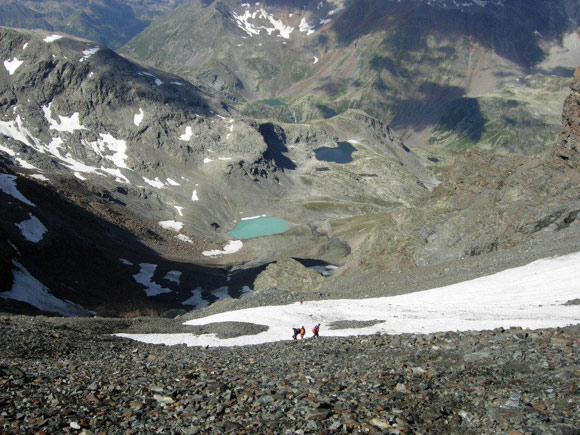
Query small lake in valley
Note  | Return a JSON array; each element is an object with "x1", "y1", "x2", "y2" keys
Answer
[
  {"x1": 229, "y1": 216, "x2": 289, "y2": 239},
  {"x1": 314, "y1": 141, "x2": 357, "y2": 164}
]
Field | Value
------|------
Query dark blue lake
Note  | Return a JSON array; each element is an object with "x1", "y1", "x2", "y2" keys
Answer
[{"x1": 314, "y1": 141, "x2": 356, "y2": 164}]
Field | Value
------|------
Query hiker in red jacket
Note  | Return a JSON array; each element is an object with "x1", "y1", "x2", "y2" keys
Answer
[
  {"x1": 299, "y1": 326, "x2": 306, "y2": 339},
  {"x1": 312, "y1": 323, "x2": 320, "y2": 338}
]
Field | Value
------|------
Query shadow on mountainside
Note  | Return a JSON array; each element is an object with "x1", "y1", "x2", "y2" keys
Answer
[
  {"x1": 434, "y1": 97, "x2": 486, "y2": 143},
  {"x1": 258, "y1": 123, "x2": 297, "y2": 170},
  {"x1": 330, "y1": 0, "x2": 575, "y2": 70},
  {"x1": 387, "y1": 82, "x2": 485, "y2": 135},
  {"x1": 0, "y1": 163, "x2": 239, "y2": 317}
]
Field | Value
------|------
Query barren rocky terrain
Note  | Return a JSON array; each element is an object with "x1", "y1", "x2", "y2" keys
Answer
[{"x1": 1, "y1": 315, "x2": 579, "y2": 434}]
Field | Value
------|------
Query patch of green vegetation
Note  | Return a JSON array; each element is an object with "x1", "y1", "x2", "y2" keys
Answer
[
  {"x1": 328, "y1": 213, "x2": 395, "y2": 238},
  {"x1": 247, "y1": 57, "x2": 280, "y2": 80},
  {"x1": 289, "y1": 62, "x2": 309, "y2": 82},
  {"x1": 430, "y1": 76, "x2": 569, "y2": 155},
  {"x1": 302, "y1": 200, "x2": 354, "y2": 214}
]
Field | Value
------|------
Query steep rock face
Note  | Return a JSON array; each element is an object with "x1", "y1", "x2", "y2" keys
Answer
[
  {"x1": 558, "y1": 66, "x2": 580, "y2": 165},
  {"x1": 253, "y1": 258, "x2": 325, "y2": 293}
]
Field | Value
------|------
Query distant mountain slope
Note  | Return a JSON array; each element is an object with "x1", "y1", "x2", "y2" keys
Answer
[
  {"x1": 340, "y1": 68, "x2": 580, "y2": 272},
  {"x1": 121, "y1": 0, "x2": 580, "y2": 148},
  {"x1": 0, "y1": 0, "x2": 184, "y2": 49},
  {"x1": 0, "y1": 26, "x2": 438, "y2": 315}
]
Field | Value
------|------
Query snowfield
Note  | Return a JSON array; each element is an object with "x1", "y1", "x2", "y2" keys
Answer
[
  {"x1": 16, "y1": 213, "x2": 47, "y2": 243},
  {"x1": 1, "y1": 261, "x2": 90, "y2": 316},
  {"x1": 117, "y1": 252, "x2": 580, "y2": 347}
]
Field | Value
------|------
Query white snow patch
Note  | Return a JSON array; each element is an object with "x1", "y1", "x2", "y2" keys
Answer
[
  {"x1": 191, "y1": 190, "x2": 199, "y2": 201},
  {"x1": 309, "y1": 265, "x2": 338, "y2": 276},
  {"x1": 23, "y1": 43, "x2": 29, "y2": 50},
  {"x1": 16, "y1": 213, "x2": 47, "y2": 243},
  {"x1": 95, "y1": 133, "x2": 129, "y2": 169},
  {"x1": 159, "y1": 220, "x2": 184, "y2": 232},
  {"x1": 118, "y1": 251, "x2": 580, "y2": 347},
  {"x1": 42, "y1": 103, "x2": 86, "y2": 133},
  {"x1": 74, "y1": 172, "x2": 86, "y2": 181},
  {"x1": 99, "y1": 168, "x2": 130, "y2": 184},
  {"x1": 46, "y1": 137, "x2": 123, "y2": 181},
  {"x1": 313, "y1": 56, "x2": 319, "y2": 64},
  {"x1": 133, "y1": 263, "x2": 171, "y2": 297},
  {"x1": 176, "y1": 234, "x2": 194, "y2": 244},
  {"x1": 241, "y1": 214, "x2": 267, "y2": 221},
  {"x1": 218, "y1": 157, "x2": 232, "y2": 161},
  {"x1": 179, "y1": 126, "x2": 193, "y2": 141},
  {"x1": 30, "y1": 174, "x2": 49, "y2": 182},
  {"x1": 0, "y1": 116, "x2": 42, "y2": 148},
  {"x1": 134, "y1": 108, "x2": 144, "y2": 126},
  {"x1": 120, "y1": 258, "x2": 134, "y2": 266},
  {"x1": 79, "y1": 47, "x2": 99, "y2": 62},
  {"x1": 203, "y1": 158, "x2": 213, "y2": 164},
  {"x1": 166, "y1": 178, "x2": 180, "y2": 186},
  {"x1": 299, "y1": 18, "x2": 315, "y2": 35},
  {"x1": 181, "y1": 287, "x2": 208, "y2": 308},
  {"x1": 155, "y1": 78, "x2": 163, "y2": 86},
  {"x1": 1, "y1": 260, "x2": 89, "y2": 316},
  {"x1": 8, "y1": 240, "x2": 20, "y2": 256},
  {"x1": 202, "y1": 240, "x2": 243, "y2": 257},
  {"x1": 143, "y1": 177, "x2": 165, "y2": 189},
  {"x1": 0, "y1": 174, "x2": 35, "y2": 206},
  {"x1": 210, "y1": 286, "x2": 230, "y2": 302},
  {"x1": 15, "y1": 158, "x2": 38, "y2": 170},
  {"x1": 0, "y1": 143, "x2": 16, "y2": 156},
  {"x1": 164, "y1": 270, "x2": 182, "y2": 284},
  {"x1": 170, "y1": 81, "x2": 184, "y2": 86},
  {"x1": 174, "y1": 206, "x2": 184, "y2": 216},
  {"x1": 320, "y1": 18, "x2": 331, "y2": 25},
  {"x1": 44, "y1": 35, "x2": 63, "y2": 43},
  {"x1": 4, "y1": 58, "x2": 23, "y2": 75}
]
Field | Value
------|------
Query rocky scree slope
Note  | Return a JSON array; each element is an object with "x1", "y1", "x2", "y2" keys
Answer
[
  {"x1": 121, "y1": 0, "x2": 580, "y2": 149},
  {"x1": 0, "y1": 315, "x2": 578, "y2": 433}
]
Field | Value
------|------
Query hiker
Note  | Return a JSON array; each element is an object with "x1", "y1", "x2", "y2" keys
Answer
[
  {"x1": 299, "y1": 326, "x2": 305, "y2": 339},
  {"x1": 292, "y1": 327, "x2": 300, "y2": 340},
  {"x1": 312, "y1": 323, "x2": 320, "y2": 338}
]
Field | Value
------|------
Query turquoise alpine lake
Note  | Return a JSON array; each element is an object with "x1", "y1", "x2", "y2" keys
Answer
[
  {"x1": 229, "y1": 216, "x2": 289, "y2": 239},
  {"x1": 264, "y1": 99, "x2": 285, "y2": 106}
]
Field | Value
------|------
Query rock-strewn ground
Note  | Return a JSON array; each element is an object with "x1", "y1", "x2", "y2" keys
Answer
[{"x1": 1, "y1": 315, "x2": 578, "y2": 434}]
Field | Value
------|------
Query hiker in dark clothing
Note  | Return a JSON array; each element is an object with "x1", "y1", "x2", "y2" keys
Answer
[
  {"x1": 312, "y1": 323, "x2": 320, "y2": 338},
  {"x1": 292, "y1": 327, "x2": 300, "y2": 340}
]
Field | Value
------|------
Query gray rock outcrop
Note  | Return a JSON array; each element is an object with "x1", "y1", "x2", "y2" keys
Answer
[{"x1": 253, "y1": 258, "x2": 325, "y2": 293}]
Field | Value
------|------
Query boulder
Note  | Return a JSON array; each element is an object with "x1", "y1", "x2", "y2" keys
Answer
[{"x1": 253, "y1": 258, "x2": 325, "y2": 293}]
